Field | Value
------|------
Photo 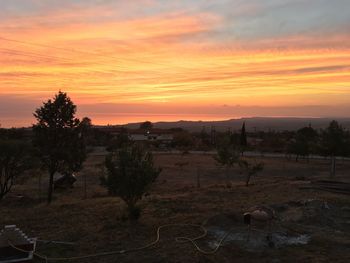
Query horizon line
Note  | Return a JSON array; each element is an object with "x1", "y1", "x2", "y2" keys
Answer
[{"x1": 3, "y1": 116, "x2": 350, "y2": 129}]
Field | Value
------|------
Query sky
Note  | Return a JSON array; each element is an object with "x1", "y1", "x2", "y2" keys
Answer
[{"x1": 0, "y1": 0, "x2": 350, "y2": 127}]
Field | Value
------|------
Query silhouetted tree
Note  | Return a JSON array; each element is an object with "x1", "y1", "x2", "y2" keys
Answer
[
  {"x1": 140, "y1": 121, "x2": 153, "y2": 130},
  {"x1": 320, "y1": 120, "x2": 347, "y2": 177},
  {"x1": 288, "y1": 126, "x2": 318, "y2": 161},
  {"x1": 239, "y1": 159, "x2": 264, "y2": 186},
  {"x1": 101, "y1": 144, "x2": 161, "y2": 220},
  {"x1": 0, "y1": 140, "x2": 31, "y2": 200},
  {"x1": 258, "y1": 132, "x2": 287, "y2": 153},
  {"x1": 345, "y1": 130, "x2": 350, "y2": 156},
  {"x1": 288, "y1": 138, "x2": 307, "y2": 162},
  {"x1": 0, "y1": 127, "x2": 27, "y2": 140},
  {"x1": 33, "y1": 91, "x2": 85, "y2": 203},
  {"x1": 214, "y1": 137, "x2": 240, "y2": 185},
  {"x1": 199, "y1": 127, "x2": 212, "y2": 148},
  {"x1": 89, "y1": 128, "x2": 111, "y2": 146},
  {"x1": 298, "y1": 126, "x2": 318, "y2": 141},
  {"x1": 215, "y1": 133, "x2": 264, "y2": 186},
  {"x1": 172, "y1": 131, "x2": 194, "y2": 150},
  {"x1": 240, "y1": 122, "x2": 248, "y2": 155},
  {"x1": 107, "y1": 127, "x2": 130, "y2": 152},
  {"x1": 80, "y1": 117, "x2": 92, "y2": 137},
  {"x1": 64, "y1": 118, "x2": 91, "y2": 174}
]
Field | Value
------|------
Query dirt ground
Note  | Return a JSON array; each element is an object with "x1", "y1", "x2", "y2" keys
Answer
[{"x1": 1, "y1": 153, "x2": 350, "y2": 263}]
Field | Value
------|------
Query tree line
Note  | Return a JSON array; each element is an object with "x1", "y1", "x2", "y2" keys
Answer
[{"x1": 1, "y1": 91, "x2": 349, "y2": 219}]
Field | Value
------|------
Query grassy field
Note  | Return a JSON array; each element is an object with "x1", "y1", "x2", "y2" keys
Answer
[{"x1": 1, "y1": 153, "x2": 350, "y2": 263}]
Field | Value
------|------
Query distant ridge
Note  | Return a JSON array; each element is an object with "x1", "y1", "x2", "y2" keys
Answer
[{"x1": 108, "y1": 117, "x2": 350, "y2": 132}]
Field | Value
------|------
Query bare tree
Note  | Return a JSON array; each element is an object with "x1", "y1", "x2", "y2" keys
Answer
[{"x1": 239, "y1": 159, "x2": 264, "y2": 186}]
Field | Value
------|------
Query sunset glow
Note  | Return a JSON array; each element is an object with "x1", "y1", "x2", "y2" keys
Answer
[{"x1": 1, "y1": 0, "x2": 350, "y2": 127}]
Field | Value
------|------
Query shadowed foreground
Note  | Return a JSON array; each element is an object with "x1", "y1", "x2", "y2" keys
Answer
[{"x1": 1, "y1": 154, "x2": 349, "y2": 263}]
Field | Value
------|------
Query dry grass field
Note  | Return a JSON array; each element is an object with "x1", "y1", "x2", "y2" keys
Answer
[{"x1": 1, "y1": 153, "x2": 349, "y2": 263}]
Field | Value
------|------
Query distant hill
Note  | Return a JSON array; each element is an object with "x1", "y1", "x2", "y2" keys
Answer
[{"x1": 118, "y1": 117, "x2": 350, "y2": 132}]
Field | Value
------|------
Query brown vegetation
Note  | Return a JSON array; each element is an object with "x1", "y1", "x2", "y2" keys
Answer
[{"x1": 1, "y1": 153, "x2": 349, "y2": 262}]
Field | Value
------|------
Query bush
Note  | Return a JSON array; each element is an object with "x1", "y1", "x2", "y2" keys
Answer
[
  {"x1": 101, "y1": 144, "x2": 161, "y2": 220},
  {"x1": 0, "y1": 140, "x2": 32, "y2": 200}
]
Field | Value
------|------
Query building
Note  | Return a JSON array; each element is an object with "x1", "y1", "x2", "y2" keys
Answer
[
  {"x1": 95, "y1": 126, "x2": 174, "y2": 147},
  {"x1": 129, "y1": 129, "x2": 173, "y2": 143},
  {"x1": 0, "y1": 225, "x2": 37, "y2": 263}
]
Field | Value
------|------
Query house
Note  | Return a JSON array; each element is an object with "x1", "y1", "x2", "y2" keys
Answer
[
  {"x1": 0, "y1": 225, "x2": 37, "y2": 263},
  {"x1": 129, "y1": 129, "x2": 173, "y2": 143},
  {"x1": 95, "y1": 126, "x2": 174, "y2": 147}
]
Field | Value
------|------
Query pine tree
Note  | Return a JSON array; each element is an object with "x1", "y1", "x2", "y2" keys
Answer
[
  {"x1": 33, "y1": 91, "x2": 87, "y2": 203},
  {"x1": 240, "y1": 122, "x2": 248, "y2": 155}
]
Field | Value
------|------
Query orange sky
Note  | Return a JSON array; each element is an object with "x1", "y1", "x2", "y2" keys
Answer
[{"x1": 1, "y1": 0, "x2": 350, "y2": 127}]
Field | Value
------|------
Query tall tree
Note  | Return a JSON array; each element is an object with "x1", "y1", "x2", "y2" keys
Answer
[
  {"x1": 320, "y1": 120, "x2": 346, "y2": 177},
  {"x1": 240, "y1": 122, "x2": 248, "y2": 155},
  {"x1": 33, "y1": 91, "x2": 85, "y2": 203},
  {"x1": 140, "y1": 121, "x2": 153, "y2": 130},
  {"x1": 62, "y1": 117, "x2": 91, "y2": 175},
  {"x1": 77, "y1": 117, "x2": 92, "y2": 199},
  {"x1": 288, "y1": 126, "x2": 318, "y2": 162}
]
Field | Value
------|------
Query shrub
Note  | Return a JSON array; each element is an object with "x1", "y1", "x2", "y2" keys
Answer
[{"x1": 101, "y1": 144, "x2": 161, "y2": 220}]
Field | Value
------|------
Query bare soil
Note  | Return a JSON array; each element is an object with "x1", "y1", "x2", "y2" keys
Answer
[{"x1": 1, "y1": 153, "x2": 350, "y2": 263}]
